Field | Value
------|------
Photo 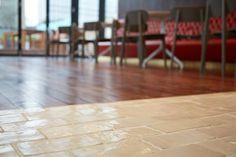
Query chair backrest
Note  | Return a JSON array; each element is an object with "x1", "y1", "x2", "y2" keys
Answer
[
  {"x1": 82, "y1": 22, "x2": 102, "y2": 40},
  {"x1": 227, "y1": 0, "x2": 236, "y2": 13},
  {"x1": 207, "y1": 0, "x2": 236, "y2": 17},
  {"x1": 58, "y1": 27, "x2": 71, "y2": 34},
  {"x1": 57, "y1": 26, "x2": 79, "y2": 41},
  {"x1": 84, "y1": 22, "x2": 102, "y2": 31},
  {"x1": 170, "y1": 6, "x2": 205, "y2": 22},
  {"x1": 125, "y1": 10, "x2": 149, "y2": 33}
]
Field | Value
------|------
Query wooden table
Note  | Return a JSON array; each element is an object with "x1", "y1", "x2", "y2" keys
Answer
[{"x1": 3, "y1": 29, "x2": 45, "y2": 50}]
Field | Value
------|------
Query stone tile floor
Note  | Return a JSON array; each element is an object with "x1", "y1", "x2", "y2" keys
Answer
[{"x1": 0, "y1": 92, "x2": 236, "y2": 157}]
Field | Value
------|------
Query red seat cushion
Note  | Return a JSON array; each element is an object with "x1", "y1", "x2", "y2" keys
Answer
[{"x1": 99, "y1": 11, "x2": 236, "y2": 63}]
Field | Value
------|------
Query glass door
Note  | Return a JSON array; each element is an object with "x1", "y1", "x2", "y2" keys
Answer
[
  {"x1": 0, "y1": 0, "x2": 18, "y2": 55},
  {"x1": 49, "y1": 0, "x2": 71, "y2": 56},
  {"x1": 22, "y1": 0, "x2": 46, "y2": 55},
  {"x1": 77, "y1": 0, "x2": 99, "y2": 56},
  {"x1": 79, "y1": 0, "x2": 99, "y2": 27},
  {"x1": 105, "y1": 0, "x2": 119, "y2": 38}
]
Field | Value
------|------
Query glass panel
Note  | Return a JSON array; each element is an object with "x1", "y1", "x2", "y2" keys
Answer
[
  {"x1": 49, "y1": 0, "x2": 71, "y2": 55},
  {"x1": 22, "y1": 0, "x2": 46, "y2": 55},
  {"x1": 105, "y1": 0, "x2": 119, "y2": 38},
  {"x1": 105, "y1": 0, "x2": 118, "y2": 23},
  {"x1": 0, "y1": 0, "x2": 18, "y2": 54},
  {"x1": 79, "y1": 0, "x2": 99, "y2": 27},
  {"x1": 50, "y1": 0, "x2": 71, "y2": 29}
]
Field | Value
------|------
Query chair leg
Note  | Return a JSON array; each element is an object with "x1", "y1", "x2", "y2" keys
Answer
[
  {"x1": 51, "y1": 44, "x2": 54, "y2": 56},
  {"x1": 137, "y1": 38, "x2": 145, "y2": 68},
  {"x1": 221, "y1": 0, "x2": 227, "y2": 78},
  {"x1": 235, "y1": 64, "x2": 236, "y2": 79},
  {"x1": 171, "y1": 11, "x2": 179, "y2": 69},
  {"x1": 201, "y1": 8, "x2": 210, "y2": 75},
  {"x1": 111, "y1": 38, "x2": 117, "y2": 65},
  {"x1": 120, "y1": 38, "x2": 126, "y2": 66},
  {"x1": 113, "y1": 40, "x2": 117, "y2": 65},
  {"x1": 56, "y1": 44, "x2": 59, "y2": 56},
  {"x1": 94, "y1": 41, "x2": 98, "y2": 64},
  {"x1": 171, "y1": 35, "x2": 177, "y2": 69},
  {"x1": 82, "y1": 42, "x2": 85, "y2": 58},
  {"x1": 162, "y1": 38, "x2": 167, "y2": 69}
]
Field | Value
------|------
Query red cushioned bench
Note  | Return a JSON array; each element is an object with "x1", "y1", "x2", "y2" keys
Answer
[{"x1": 98, "y1": 11, "x2": 236, "y2": 63}]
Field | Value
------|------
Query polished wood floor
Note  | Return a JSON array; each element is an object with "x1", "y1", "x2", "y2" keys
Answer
[{"x1": 0, "y1": 57, "x2": 235, "y2": 110}]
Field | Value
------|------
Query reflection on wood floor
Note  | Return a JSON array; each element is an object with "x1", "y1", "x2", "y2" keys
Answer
[{"x1": 0, "y1": 57, "x2": 235, "y2": 110}]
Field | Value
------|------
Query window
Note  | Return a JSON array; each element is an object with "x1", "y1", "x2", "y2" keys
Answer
[
  {"x1": 79, "y1": 0, "x2": 99, "y2": 27},
  {"x1": 105, "y1": 0, "x2": 119, "y2": 38},
  {"x1": 0, "y1": 0, "x2": 18, "y2": 51},
  {"x1": 105, "y1": 0, "x2": 118, "y2": 22},
  {"x1": 50, "y1": 0, "x2": 71, "y2": 30}
]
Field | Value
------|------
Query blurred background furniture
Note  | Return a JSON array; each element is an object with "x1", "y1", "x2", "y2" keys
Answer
[
  {"x1": 3, "y1": 29, "x2": 45, "y2": 50},
  {"x1": 142, "y1": 10, "x2": 183, "y2": 69},
  {"x1": 201, "y1": 0, "x2": 236, "y2": 77},
  {"x1": 49, "y1": 26, "x2": 74, "y2": 56},
  {"x1": 170, "y1": 6, "x2": 205, "y2": 69},
  {"x1": 98, "y1": 20, "x2": 121, "y2": 65},
  {"x1": 76, "y1": 22, "x2": 103, "y2": 63},
  {"x1": 120, "y1": 10, "x2": 167, "y2": 68}
]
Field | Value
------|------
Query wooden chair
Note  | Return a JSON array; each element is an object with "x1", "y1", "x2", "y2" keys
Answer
[
  {"x1": 94, "y1": 20, "x2": 121, "y2": 65},
  {"x1": 170, "y1": 6, "x2": 205, "y2": 68},
  {"x1": 110, "y1": 20, "x2": 122, "y2": 65},
  {"x1": 201, "y1": 0, "x2": 236, "y2": 77},
  {"x1": 76, "y1": 22, "x2": 103, "y2": 63},
  {"x1": 120, "y1": 10, "x2": 166, "y2": 68},
  {"x1": 50, "y1": 26, "x2": 79, "y2": 56}
]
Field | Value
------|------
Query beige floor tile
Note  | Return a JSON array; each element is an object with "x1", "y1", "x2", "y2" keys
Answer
[
  {"x1": 0, "y1": 92, "x2": 235, "y2": 157},
  {"x1": 63, "y1": 114, "x2": 124, "y2": 125},
  {"x1": 198, "y1": 124, "x2": 236, "y2": 138},
  {"x1": 229, "y1": 112, "x2": 236, "y2": 117},
  {"x1": 25, "y1": 105, "x2": 121, "y2": 123},
  {"x1": 117, "y1": 101, "x2": 211, "y2": 119},
  {"x1": 17, "y1": 130, "x2": 128, "y2": 156},
  {"x1": 1, "y1": 119, "x2": 69, "y2": 132},
  {"x1": 200, "y1": 135, "x2": 236, "y2": 156},
  {"x1": 0, "y1": 114, "x2": 26, "y2": 124},
  {"x1": 124, "y1": 126, "x2": 162, "y2": 138},
  {"x1": 148, "y1": 119, "x2": 209, "y2": 133},
  {"x1": 144, "y1": 144, "x2": 225, "y2": 157},
  {"x1": 108, "y1": 117, "x2": 158, "y2": 129},
  {"x1": 23, "y1": 107, "x2": 45, "y2": 113},
  {"x1": 148, "y1": 114, "x2": 236, "y2": 133},
  {"x1": 0, "y1": 109, "x2": 23, "y2": 116},
  {"x1": 39, "y1": 120, "x2": 116, "y2": 139},
  {"x1": 199, "y1": 114, "x2": 236, "y2": 126},
  {"x1": 24, "y1": 107, "x2": 81, "y2": 120},
  {"x1": 29, "y1": 151, "x2": 72, "y2": 157},
  {"x1": 0, "y1": 145, "x2": 19, "y2": 157},
  {"x1": 143, "y1": 130, "x2": 213, "y2": 149},
  {"x1": 72, "y1": 138, "x2": 158, "y2": 157},
  {"x1": 26, "y1": 111, "x2": 122, "y2": 125},
  {"x1": 0, "y1": 130, "x2": 44, "y2": 145}
]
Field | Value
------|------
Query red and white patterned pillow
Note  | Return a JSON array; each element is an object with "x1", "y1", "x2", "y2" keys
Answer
[{"x1": 115, "y1": 10, "x2": 236, "y2": 41}]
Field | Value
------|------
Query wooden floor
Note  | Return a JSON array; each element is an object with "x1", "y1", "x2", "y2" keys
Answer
[{"x1": 0, "y1": 57, "x2": 235, "y2": 110}]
